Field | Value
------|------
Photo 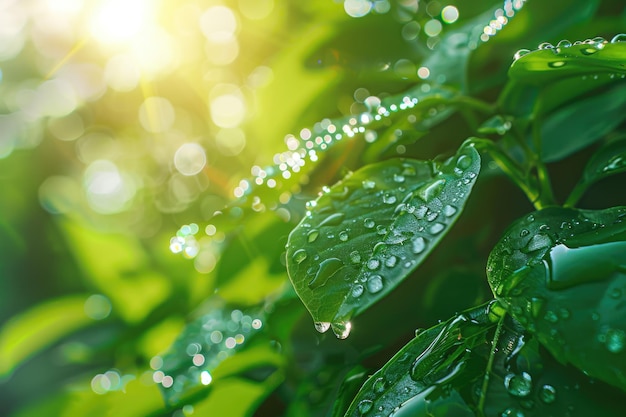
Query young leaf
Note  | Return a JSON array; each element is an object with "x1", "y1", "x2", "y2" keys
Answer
[
  {"x1": 286, "y1": 143, "x2": 481, "y2": 338},
  {"x1": 509, "y1": 37, "x2": 626, "y2": 86},
  {"x1": 487, "y1": 207, "x2": 626, "y2": 391},
  {"x1": 343, "y1": 302, "x2": 626, "y2": 417},
  {"x1": 582, "y1": 134, "x2": 626, "y2": 185}
]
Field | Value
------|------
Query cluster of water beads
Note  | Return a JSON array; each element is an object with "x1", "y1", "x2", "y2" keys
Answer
[
  {"x1": 513, "y1": 33, "x2": 626, "y2": 61},
  {"x1": 152, "y1": 308, "x2": 263, "y2": 401},
  {"x1": 169, "y1": 223, "x2": 200, "y2": 258},
  {"x1": 480, "y1": 0, "x2": 527, "y2": 43}
]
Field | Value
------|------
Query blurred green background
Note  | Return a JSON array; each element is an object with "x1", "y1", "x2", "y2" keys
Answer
[{"x1": 1, "y1": 0, "x2": 625, "y2": 415}]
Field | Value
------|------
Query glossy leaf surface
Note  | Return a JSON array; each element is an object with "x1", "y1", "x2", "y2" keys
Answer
[
  {"x1": 343, "y1": 302, "x2": 626, "y2": 417},
  {"x1": 487, "y1": 207, "x2": 626, "y2": 391},
  {"x1": 582, "y1": 135, "x2": 626, "y2": 185},
  {"x1": 286, "y1": 144, "x2": 480, "y2": 338}
]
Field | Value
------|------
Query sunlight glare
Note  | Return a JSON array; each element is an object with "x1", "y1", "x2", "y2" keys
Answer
[{"x1": 90, "y1": 0, "x2": 152, "y2": 45}]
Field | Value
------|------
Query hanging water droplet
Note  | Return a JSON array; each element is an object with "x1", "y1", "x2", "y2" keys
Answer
[
  {"x1": 331, "y1": 321, "x2": 352, "y2": 339},
  {"x1": 367, "y1": 258, "x2": 381, "y2": 270},
  {"x1": 350, "y1": 251, "x2": 361, "y2": 264},
  {"x1": 385, "y1": 255, "x2": 398, "y2": 268},
  {"x1": 352, "y1": 284, "x2": 364, "y2": 298},
  {"x1": 373, "y1": 377, "x2": 386, "y2": 393},
  {"x1": 315, "y1": 322, "x2": 331, "y2": 333},
  {"x1": 357, "y1": 399, "x2": 373, "y2": 415},
  {"x1": 307, "y1": 229, "x2": 320, "y2": 243},
  {"x1": 339, "y1": 231, "x2": 349, "y2": 242},
  {"x1": 513, "y1": 48, "x2": 531, "y2": 60},
  {"x1": 504, "y1": 372, "x2": 533, "y2": 397},
  {"x1": 293, "y1": 249, "x2": 308, "y2": 264},
  {"x1": 383, "y1": 193, "x2": 397, "y2": 204},
  {"x1": 367, "y1": 275, "x2": 384, "y2": 293},
  {"x1": 416, "y1": 179, "x2": 446, "y2": 202},
  {"x1": 362, "y1": 180, "x2": 376, "y2": 189},
  {"x1": 605, "y1": 328, "x2": 625, "y2": 353},
  {"x1": 539, "y1": 384, "x2": 557, "y2": 404},
  {"x1": 364, "y1": 218, "x2": 375, "y2": 228},
  {"x1": 611, "y1": 33, "x2": 626, "y2": 43},
  {"x1": 429, "y1": 223, "x2": 445, "y2": 235},
  {"x1": 443, "y1": 205, "x2": 457, "y2": 217},
  {"x1": 412, "y1": 237, "x2": 426, "y2": 254},
  {"x1": 308, "y1": 258, "x2": 344, "y2": 289}
]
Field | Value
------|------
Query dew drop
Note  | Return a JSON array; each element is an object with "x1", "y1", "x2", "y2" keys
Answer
[
  {"x1": 513, "y1": 48, "x2": 531, "y2": 60},
  {"x1": 556, "y1": 39, "x2": 572, "y2": 48},
  {"x1": 504, "y1": 372, "x2": 533, "y2": 397},
  {"x1": 357, "y1": 399, "x2": 373, "y2": 414},
  {"x1": 339, "y1": 231, "x2": 349, "y2": 241},
  {"x1": 308, "y1": 258, "x2": 344, "y2": 289},
  {"x1": 307, "y1": 229, "x2": 320, "y2": 243},
  {"x1": 519, "y1": 229, "x2": 529, "y2": 237},
  {"x1": 416, "y1": 179, "x2": 446, "y2": 202},
  {"x1": 319, "y1": 212, "x2": 345, "y2": 227},
  {"x1": 367, "y1": 275, "x2": 384, "y2": 293},
  {"x1": 385, "y1": 255, "x2": 398, "y2": 268},
  {"x1": 580, "y1": 47, "x2": 598, "y2": 55},
  {"x1": 443, "y1": 204, "x2": 457, "y2": 217},
  {"x1": 522, "y1": 233, "x2": 551, "y2": 253},
  {"x1": 364, "y1": 218, "x2": 376, "y2": 228},
  {"x1": 544, "y1": 310, "x2": 558, "y2": 323},
  {"x1": 412, "y1": 237, "x2": 426, "y2": 254},
  {"x1": 605, "y1": 328, "x2": 625, "y2": 353},
  {"x1": 548, "y1": 61, "x2": 566, "y2": 68},
  {"x1": 429, "y1": 223, "x2": 445, "y2": 235},
  {"x1": 376, "y1": 225, "x2": 387, "y2": 235},
  {"x1": 425, "y1": 210, "x2": 439, "y2": 222},
  {"x1": 367, "y1": 258, "x2": 381, "y2": 270},
  {"x1": 539, "y1": 384, "x2": 556, "y2": 404},
  {"x1": 538, "y1": 42, "x2": 554, "y2": 50},
  {"x1": 611, "y1": 33, "x2": 626, "y2": 43},
  {"x1": 331, "y1": 321, "x2": 352, "y2": 339},
  {"x1": 293, "y1": 249, "x2": 308, "y2": 264},
  {"x1": 352, "y1": 284, "x2": 364, "y2": 298},
  {"x1": 362, "y1": 180, "x2": 376, "y2": 189},
  {"x1": 610, "y1": 288, "x2": 622, "y2": 299},
  {"x1": 500, "y1": 407, "x2": 525, "y2": 417},
  {"x1": 383, "y1": 193, "x2": 397, "y2": 204},
  {"x1": 350, "y1": 251, "x2": 362, "y2": 264},
  {"x1": 373, "y1": 377, "x2": 386, "y2": 393},
  {"x1": 393, "y1": 173, "x2": 405, "y2": 183},
  {"x1": 315, "y1": 322, "x2": 331, "y2": 333}
]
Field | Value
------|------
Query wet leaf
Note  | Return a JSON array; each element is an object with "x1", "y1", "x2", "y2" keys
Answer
[
  {"x1": 343, "y1": 302, "x2": 626, "y2": 417},
  {"x1": 582, "y1": 135, "x2": 626, "y2": 185},
  {"x1": 509, "y1": 37, "x2": 626, "y2": 86},
  {"x1": 487, "y1": 207, "x2": 626, "y2": 391},
  {"x1": 285, "y1": 143, "x2": 480, "y2": 338}
]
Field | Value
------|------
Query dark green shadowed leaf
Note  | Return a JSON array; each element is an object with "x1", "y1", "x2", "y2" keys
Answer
[
  {"x1": 582, "y1": 135, "x2": 626, "y2": 185},
  {"x1": 509, "y1": 36, "x2": 626, "y2": 86},
  {"x1": 343, "y1": 303, "x2": 626, "y2": 417},
  {"x1": 486, "y1": 207, "x2": 626, "y2": 391},
  {"x1": 286, "y1": 143, "x2": 480, "y2": 338}
]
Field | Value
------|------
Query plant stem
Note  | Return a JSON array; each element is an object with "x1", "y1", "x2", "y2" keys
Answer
[
  {"x1": 477, "y1": 312, "x2": 506, "y2": 417},
  {"x1": 531, "y1": 95, "x2": 556, "y2": 209},
  {"x1": 564, "y1": 179, "x2": 590, "y2": 207},
  {"x1": 452, "y1": 96, "x2": 497, "y2": 115}
]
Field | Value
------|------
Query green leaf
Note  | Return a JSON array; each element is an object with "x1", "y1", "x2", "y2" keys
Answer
[
  {"x1": 487, "y1": 206, "x2": 626, "y2": 391},
  {"x1": 582, "y1": 134, "x2": 626, "y2": 185},
  {"x1": 509, "y1": 37, "x2": 626, "y2": 86},
  {"x1": 539, "y1": 82, "x2": 626, "y2": 162},
  {"x1": 286, "y1": 143, "x2": 481, "y2": 338},
  {"x1": 344, "y1": 302, "x2": 626, "y2": 417}
]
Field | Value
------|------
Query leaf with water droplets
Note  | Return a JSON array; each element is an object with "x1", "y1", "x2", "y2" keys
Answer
[
  {"x1": 342, "y1": 302, "x2": 626, "y2": 417},
  {"x1": 509, "y1": 38, "x2": 626, "y2": 86},
  {"x1": 581, "y1": 134, "x2": 626, "y2": 186},
  {"x1": 286, "y1": 143, "x2": 481, "y2": 337},
  {"x1": 487, "y1": 206, "x2": 626, "y2": 391}
]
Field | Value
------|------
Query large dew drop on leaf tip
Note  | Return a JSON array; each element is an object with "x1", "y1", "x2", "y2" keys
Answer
[{"x1": 331, "y1": 321, "x2": 352, "y2": 339}]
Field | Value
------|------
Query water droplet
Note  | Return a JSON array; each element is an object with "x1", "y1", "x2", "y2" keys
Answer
[
  {"x1": 539, "y1": 384, "x2": 557, "y2": 404},
  {"x1": 610, "y1": 288, "x2": 622, "y2": 299},
  {"x1": 501, "y1": 407, "x2": 525, "y2": 417},
  {"x1": 519, "y1": 229, "x2": 529, "y2": 237},
  {"x1": 306, "y1": 200, "x2": 317, "y2": 210},
  {"x1": 362, "y1": 180, "x2": 376, "y2": 189},
  {"x1": 308, "y1": 258, "x2": 344, "y2": 289},
  {"x1": 315, "y1": 322, "x2": 330, "y2": 333},
  {"x1": 504, "y1": 372, "x2": 533, "y2": 397},
  {"x1": 429, "y1": 223, "x2": 445, "y2": 235},
  {"x1": 383, "y1": 193, "x2": 397, "y2": 204},
  {"x1": 556, "y1": 39, "x2": 572, "y2": 49},
  {"x1": 412, "y1": 237, "x2": 426, "y2": 254},
  {"x1": 373, "y1": 377, "x2": 386, "y2": 393},
  {"x1": 580, "y1": 47, "x2": 598, "y2": 55},
  {"x1": 350, "y1": 251, "x2": 362, "y2": 264},
  {"x1": 319, "y1": 213, "x2": 345, "y2": 227},
  {"x1": 357, "y1": 399, "x2": 373, "y2": 414},
  {"x1": 367, "y1": 258, "x2": 381, "y2": 270},
  {"x1": 611, "y1": 33, "x2": 626, "y2": 43},
  {"x1": 293, "y1": 249, "x2": 308, "y2": 264},
  {"x1": 331, "y1": 321, "x2": 352, "y2": 339},
  {"x1": 416, "y1": 179, "x2": 446, "y2": 202},
  {"x1": 529, "y1": 297, "x2": 545, "y2": 318},
  {"x1": 443, "y1": 205, "x2": 457, "y2": 217},
  {"x1": 425, "y1": 210, "x2": 439, "y2": 222},
  {"x1": 605, "y1": 328, "x2": 625, "y2": 353},
  {"x1": 538, "y1": 42, "x2": 554, "y2": 50},
  {"x1": 339, "y1": 231, "x2": 349, "y2": 242},
  {"x1": 513, "y1": 48, "x2": 531, "y2": 60},
  {"x1": 376, "y1": 225, "x2": 387, "y2": 235},
  {"x1": 352, "y1": 284, "x2": 364, "y2": 298},
  {"x1": 544, "y1": 310, "x2": 558, "y2": 323},
  {"x1": 393, "y1": 173, "x2": 405, "y2": 183},
  {"x1": 522, "y1": 233, "x2": 551, "y2": 253},
  {"x1": 364, "y1": 218, "x2": 375, "y2": 228},
  {"x1": 548, "y1": 61, "x2": 566, "y2": 68},
  {"x1": 307, "y1": 229, "x2": 320, "y2": 243},
  {"x1": 385, "y1": 255, "x2": 398, "y2": 268},
  {"x1": 367, "y1": 275, "x2": 384, "y2": 293},
  {"x1": 558, "y1": 307, "x2": 570, "y2": 319}
]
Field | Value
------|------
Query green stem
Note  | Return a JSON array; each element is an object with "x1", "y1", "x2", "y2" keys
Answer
[
  {"x1": 452, "y1": 95, "x2": 496, "y2": 115},
  {"x1": 478, "y1": 312, "x2": 506, "y2": 417},
  {"x1": 471, "y1": 138, "x2": 540, "y2": 206},
  {"x1": 564, "y1": 179, "x2": 590, "y2": 207},
  {"x1": 531, "y1": 94, "x2": 557, "y2": 209}
]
